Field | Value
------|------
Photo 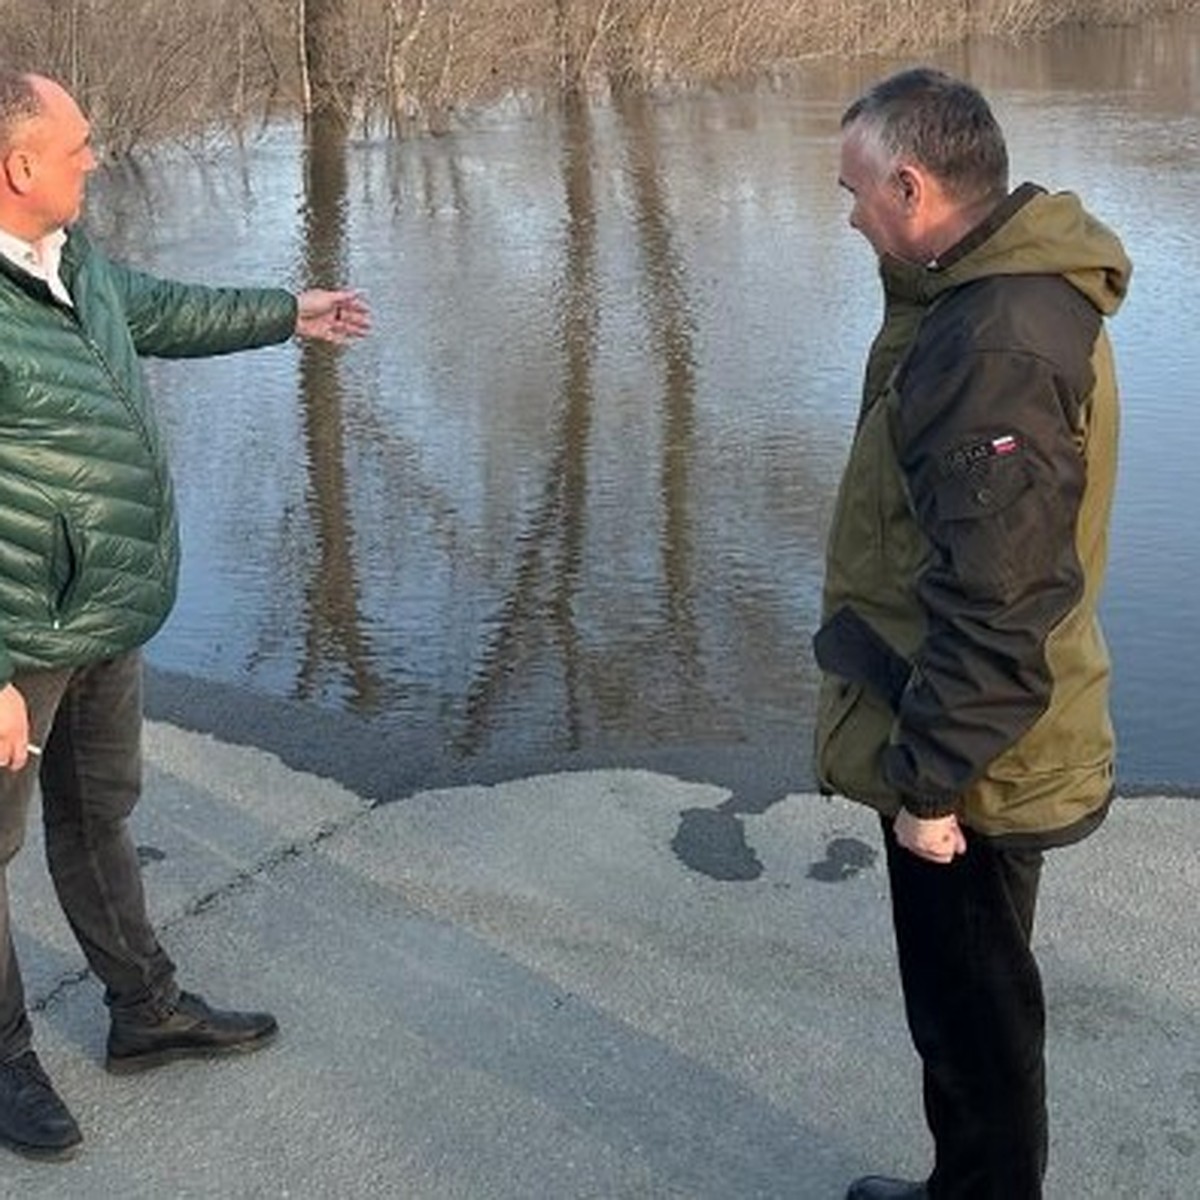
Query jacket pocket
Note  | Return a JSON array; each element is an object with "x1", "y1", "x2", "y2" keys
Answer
[
  {"x1": 815, "y1": 673, "x2": 901, "y2": 808},
  {"x1": 930, "y1": 454, "x2": 1035, "y2": 597},
  {"x1": 813, "y1": 605, "x2": 911, "y2": 710},
  {"x1": 814, "y1": 677, "x2": 864, "y2": 792},
  {"x1": 48, "y1": 513, "x2": 83, "y2": 624}
]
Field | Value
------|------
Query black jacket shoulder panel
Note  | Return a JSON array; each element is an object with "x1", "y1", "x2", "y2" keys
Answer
[{"x1": 901, "y1": 275, "x2": 1101, "y2": 420}]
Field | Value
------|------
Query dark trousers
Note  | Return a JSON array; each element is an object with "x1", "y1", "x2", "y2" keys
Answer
[
  {"x1": 882, "y1": 817, "x2": 1047, "y2": 1200},
  {"x1": 0, "y1": 651, "x2": 177, "y2": 1061}
]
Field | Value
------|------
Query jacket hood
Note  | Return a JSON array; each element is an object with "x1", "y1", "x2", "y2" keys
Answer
[{"x1": 880, "y1": 183, "x2": 1132, "y2": 317}]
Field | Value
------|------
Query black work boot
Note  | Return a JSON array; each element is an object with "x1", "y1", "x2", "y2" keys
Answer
[
  {"x1": 845, "y1": 1178, "x2": 929, "y2": 1200},
  {"x1": 105, "y1": 991, "x2": 278, "y2": 1075},
  {"x1": 0, "y1": 1051, "x2": 83, "y2": 1160}
]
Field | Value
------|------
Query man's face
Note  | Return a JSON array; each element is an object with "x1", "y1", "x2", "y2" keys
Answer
[
  {"x1": 838, "y1": 125, "x2": 917, "y2": 262},
  {"x1": 15, "y1": 77, "x2": 96, "y2": 236}
]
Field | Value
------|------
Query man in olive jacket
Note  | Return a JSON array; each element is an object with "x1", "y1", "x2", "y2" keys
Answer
[
  {"x1": 0, "y1": 68, "x2": 369, "y2": 1159},
  {"x1": 814, "y1": 70, "x2": 1130, "y2": 1199}
]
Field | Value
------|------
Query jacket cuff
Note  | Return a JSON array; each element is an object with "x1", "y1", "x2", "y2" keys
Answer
[
  {"x1": 898, "y1": 793, "x2": 958, "y2": 820},
  {"x1": 882, "y1": 744, "x2": 959, "y2": 818}
]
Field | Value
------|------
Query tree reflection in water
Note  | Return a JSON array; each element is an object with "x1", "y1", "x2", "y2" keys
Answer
[
  {"x1": 97, "y1": 14, "x2": 1200, "y2": 790},
  {"x1": 297, "y1": 110, "x2": 384, "y2": 713}
]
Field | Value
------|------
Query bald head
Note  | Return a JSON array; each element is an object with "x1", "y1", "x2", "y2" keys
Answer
[{"x1": 0, "y1": 69, "x2": 95, "y2": 240}]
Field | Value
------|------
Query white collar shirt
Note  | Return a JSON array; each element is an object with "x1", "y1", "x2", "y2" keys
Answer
[{"x1": 0, "y1": 227, "x2": 73, "y2": 307}]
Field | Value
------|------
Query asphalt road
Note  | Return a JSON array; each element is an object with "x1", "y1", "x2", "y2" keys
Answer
[{"x1": 7, "y1": 720, "x2": 1198, "y2": 1197}]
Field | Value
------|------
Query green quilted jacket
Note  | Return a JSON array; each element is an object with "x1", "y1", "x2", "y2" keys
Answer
[{"x1": 0, "y1": 226, "x2": 297, "y2": 683}]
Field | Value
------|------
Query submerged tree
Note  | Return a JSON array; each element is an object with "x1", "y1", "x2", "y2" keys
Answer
[
  {"x1": 1, "y1": 0, "x2": 1193, "y2": 152},
  {"x1": 299, "y1": 0, "x2": 353, "y2": 123}
]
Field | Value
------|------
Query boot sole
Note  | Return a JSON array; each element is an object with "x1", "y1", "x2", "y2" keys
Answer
[
  {"x1": 104, "y1": 1026, "x2": 279, "y2": 1076},
  {"x1": 0, "y1": 1130, "x2": 84, "y2": 1162}
]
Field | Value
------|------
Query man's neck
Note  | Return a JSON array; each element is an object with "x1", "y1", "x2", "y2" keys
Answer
[
  {"x1": 0, "y1": 204, "x2": 64, "y2": 245},
  {"x1": 922, "y1": 198, "x2": 995, "y2": 265}
]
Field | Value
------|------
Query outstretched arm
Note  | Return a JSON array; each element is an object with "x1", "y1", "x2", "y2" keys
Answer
[{"x1": 295, "y1": 290, "x2": 372, "y2": 344}]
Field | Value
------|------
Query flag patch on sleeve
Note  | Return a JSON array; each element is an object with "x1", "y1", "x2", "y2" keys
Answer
[{"x1": 942, "y1": 432, "x2": 1023, "y2": 474}]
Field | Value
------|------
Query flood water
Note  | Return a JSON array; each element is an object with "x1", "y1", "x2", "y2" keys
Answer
[{"x1": 88, "y1": 14, "x2": 1200, "y2": 794}]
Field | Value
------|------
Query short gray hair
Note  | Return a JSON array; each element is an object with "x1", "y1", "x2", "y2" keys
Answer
[
  {"x1": 0, "y1": 65, "x2": 43, "y2": 153},
  {"x1": 842, "y1": 67, "x2": 1008, "y2": 205}
]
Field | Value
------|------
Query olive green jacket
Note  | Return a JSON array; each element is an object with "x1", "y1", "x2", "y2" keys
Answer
[
  {"x1": 0, "y1": 226, "x2": 297, "y2": 683},
  {"x1": 813, "y1": 184, "x2": 1131, "y2": 845}
]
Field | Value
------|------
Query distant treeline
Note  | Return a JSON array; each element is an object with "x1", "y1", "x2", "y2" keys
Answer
[{"x1": 1, "y1": 0, "x2": 1193, "y2": 153}]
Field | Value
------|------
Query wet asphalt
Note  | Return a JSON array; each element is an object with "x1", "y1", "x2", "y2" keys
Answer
[{"x1": 5, "y1": 683, "x2": 1198, "y2": 1197}]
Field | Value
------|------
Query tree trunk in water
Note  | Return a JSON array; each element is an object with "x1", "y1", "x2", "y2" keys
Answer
[
  {"x1": 387, "y1": 0, "x2": 429, "y2": 130},
  {"x1": 303, "y1": 0, "x2": 349, "y2": 123}
]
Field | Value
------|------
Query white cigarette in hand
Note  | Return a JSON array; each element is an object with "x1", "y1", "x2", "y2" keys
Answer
[{"x1": 26, "y1": 743, "x2": 42, "y2": 757}]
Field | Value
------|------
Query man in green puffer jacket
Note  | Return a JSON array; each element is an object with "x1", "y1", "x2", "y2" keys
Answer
[
  {"x1": 0, "y1": 68, "x2": 370, "y2": 1160},
  {"x1": 813, "y1": 70, "x2": 1131, "y2": 1200}
]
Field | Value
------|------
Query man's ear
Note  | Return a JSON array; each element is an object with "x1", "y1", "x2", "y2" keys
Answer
[
  {"x1": 1, "y1": 148, "x2": 36, "y2": 196},
  {"x1": 893, "y1": 164, "x2": 923, "y2": 213}
]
